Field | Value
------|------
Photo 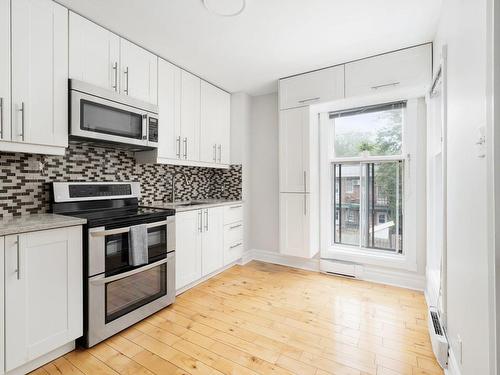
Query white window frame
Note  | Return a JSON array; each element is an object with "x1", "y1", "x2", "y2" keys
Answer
[{"x1": 315, "y1": 95, "x2": 424, "y2": 272}]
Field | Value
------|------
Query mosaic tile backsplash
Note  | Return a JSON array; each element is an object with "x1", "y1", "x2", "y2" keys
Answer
[{"x1": 0, "y1": 142, "x2": 242, "y2": 218}]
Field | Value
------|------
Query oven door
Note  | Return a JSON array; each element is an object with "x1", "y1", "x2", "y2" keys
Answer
[
  {"x1": 87, "y1": 252, "x2": 175, "y2": 347},
  {"x1": 71, "y1": 89, "x2": 151, "y2": 148}
]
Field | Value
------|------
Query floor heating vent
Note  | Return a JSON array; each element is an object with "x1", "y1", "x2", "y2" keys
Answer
[
  {"x1": 319, "y1": 259, "x2": 360, "y2": 278},
  {"x1": 428, "y1": 307, "x2": 448, "y2": 369}
]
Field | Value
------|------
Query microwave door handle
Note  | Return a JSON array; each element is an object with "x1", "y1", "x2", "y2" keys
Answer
[
  {"x1": 142, "y1": 114, "x2": 148, "y2": 141},
  {"x1": 90, "y1": 218, "x2": 174, "y2": 237},
  {"x1": 90, "y1": 255, "x2": 172, "y2": 285}
]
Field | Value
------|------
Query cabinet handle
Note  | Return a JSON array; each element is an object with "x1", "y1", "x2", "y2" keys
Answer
[
  {"x1": 0, "y1": 97, "x2": 3, "y2": 139},
  {"x1": 16, "y1": 235, "x2": 21, "y2": 280},
  {"x1": 124, "y1": 67, "x2": 129, "y2": 94},
  {"x1": 229, "y1": 205, "x2": 242, "y2": 209},
  {"x1": 229, "y1": 224, "x2": 242, "y2": 230},
  {"x1": 176, "y1": 136, "x2": 181, "y2": 158},
  {"x1": 204, "y1": 209, "x2": 209, "y2": 231},
  {"x1": 371, "y1": 82, "x2": 400, "y2": 90},
  {"x1": 213, "y1": 144, "x2": 217, "y2": 162},
  {"x1": 18, "y1": 102, "x2": 25, "y2": 141},
  {"x1": 298, "y1": 97, "x2": 320, "y2": 104},
  {"x1": 112, "y1": 62, "x2": 118, "y2": 91},
  {"x1": 303, "y1": 171, "x2": 307, "y2": 193},
  {"x1": 183, "y1": 137, "x2": 188, "y2": 159},
  {"x1": 304, "y1": 195, "x2": 307, "y2": 215},
  {"x1": 198, "y1": 210, "x2": 203, "y2": 232},
  {"x1": 230, "y1": 242, "x2": 242, "y2": 249},
  {"x1": 218, "y1": 144, "x2": 222, "y2": 163}
]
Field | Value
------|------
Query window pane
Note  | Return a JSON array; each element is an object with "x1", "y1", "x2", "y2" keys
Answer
[
  {"x1": 331, "y1": 102, "x2": 404, "y2": 158},
  {"x1": 333, "y1": 163, "x2": 360, "y2": 246},
  {"x1": 366, "y1": 161, "x2": 404, "y2": 253}
]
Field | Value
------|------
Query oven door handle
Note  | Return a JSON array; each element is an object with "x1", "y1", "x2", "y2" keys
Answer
[
  {"x1": 90, "y1": 255, "x2": 173, "y2": 285},
  {"x1": 91, "y1": 217, "x2": 174, "y2": 237}
]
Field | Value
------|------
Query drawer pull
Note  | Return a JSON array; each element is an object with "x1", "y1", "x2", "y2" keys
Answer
[
  {"x1": 229, "y1": 205, "x2": 242, "y2": 209},
  {"x1": 298, "y1": 97, "x2": 320, "y2": 104},
  {"x1": 230, "y1": 242, "x2": 242, "y2": 249},
  {"x1": 229, "y1": 224, "x2": 242, "y2": 230},
  {"x1": 371, "y1": 82, "x2": 400, "y2": 90}
]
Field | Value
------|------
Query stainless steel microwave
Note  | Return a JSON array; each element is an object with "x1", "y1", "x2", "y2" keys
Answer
[{"x1": 70, "y1": 79, "x2": 159, "y2": 150}]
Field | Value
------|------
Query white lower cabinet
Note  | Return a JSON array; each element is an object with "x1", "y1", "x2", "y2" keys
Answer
[
  {"x1": 4, "y1": 226, "x2": 83, "y2": 373},
  {"x1": 0, "y1": 238, "x2": 4, "y2": 375},
  {"x1": 176, "y1": 204, "x2": 242, "y2": 291}
]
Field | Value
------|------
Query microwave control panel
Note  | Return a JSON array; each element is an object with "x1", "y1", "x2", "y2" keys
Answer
[{"x1": 148, "y1": 117, "x2": 159, "y2": 143}]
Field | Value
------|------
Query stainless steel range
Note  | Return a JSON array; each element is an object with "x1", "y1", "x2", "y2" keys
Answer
[{"x1": 51, "y1": 182, "x2": 176, "y2": 348}]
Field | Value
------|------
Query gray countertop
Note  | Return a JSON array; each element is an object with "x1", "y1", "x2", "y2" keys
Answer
[
  {"x1": 0, "y1": 213, "x2": 87, "y2": 236},
  {"x1": 148, "y1": 199, "x2": 243, "y2": 212}
]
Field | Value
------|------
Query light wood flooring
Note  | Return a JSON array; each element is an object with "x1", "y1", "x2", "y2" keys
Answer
[{"x1": 31, "y1": 261, "x2": 443, "y2": 375}]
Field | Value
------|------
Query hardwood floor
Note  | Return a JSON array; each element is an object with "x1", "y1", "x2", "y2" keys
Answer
[{"x1": 31, "y1": 261, "x2": 443, "y2": 375}]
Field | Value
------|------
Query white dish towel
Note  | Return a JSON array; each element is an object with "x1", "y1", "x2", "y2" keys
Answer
[{"x1": 128, "y1": 224, "x2": 148, "y2": 266}]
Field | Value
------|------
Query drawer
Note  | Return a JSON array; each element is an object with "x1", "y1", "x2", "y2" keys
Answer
[
  {"x1": 224, "y1": 221, "x2": 243, "y2": 245},
  {"x1": 279, "y1": 65, "x2": 344, "y2": 110},
  {"x1": 224, "y1": 204, "x2": 243, "y2": 225},
  {"x1": 345, "y1": 44, "x2": 432, "y2": 98},
  {"x1": 224, "y1": 241, "x2": 244, "y2": 266}
]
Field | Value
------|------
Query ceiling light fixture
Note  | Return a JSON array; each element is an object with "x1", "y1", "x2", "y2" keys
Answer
[{"x1": 202, "y1": 0, "x2": 246, "y2": 17}]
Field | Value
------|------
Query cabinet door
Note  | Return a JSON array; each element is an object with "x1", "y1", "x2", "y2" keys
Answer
[
  {"x1": 345, "y1": 44, "x2": 432, "y2": 98},
  {"x1": 0, "y1": 0, "x2": 10, "y2": 142},
  {"x1": 180, "y1": 70, "x2": 201, "y2": 161},
  {"x1": 200, "y1": 81, "x2": 224, "y2": 164},
  {"x1": 279, "y1": 65, "x2": 344, "y2": 110},
  {"x1": 201, "y1": 207, "x2": 224, "y2": 276},
  {"x1": 176, "y1": 210, "x2": 202, "y2": 290},
  {"x1": 218, "y1": 90, "x2": 231, "y2": 165},
  {"x1": 279, "y1": 193, "x2": 309, "y2": 258},
  {"x1": 69, "y1": 12, "x2": 120, "y2": 92},
  {"x1": 279, "y1": 107, "x2": 309, "y2": 193},
  {"x1": 0, "y1": 237, "x2": 4, "y2": 375},
  {"x1": 157, "y1": 58, "x2": 181, "y2": 160},
  {"x1": 120, "y1": 38, "x2": 158, "y2": 104},
  {"x1": 5, "y1": 227, "x2": 82, "y2": 372},
  {"x1": 11, "y1": 0, "x2": 68, "y2": 147}
]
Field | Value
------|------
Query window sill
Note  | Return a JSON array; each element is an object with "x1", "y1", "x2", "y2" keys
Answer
[{"x1": 322, "y1": 245, "x2": 417, "y2": 272}]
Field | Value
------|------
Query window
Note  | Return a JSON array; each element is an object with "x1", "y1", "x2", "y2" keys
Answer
[{"x1": 331, "y1": 102, "x2": 405, "y2": 254}]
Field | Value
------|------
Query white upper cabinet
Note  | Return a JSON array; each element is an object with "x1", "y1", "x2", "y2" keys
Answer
[
  {"x1": 279, "y1": 65, "x2": 345, "y2": 110},
  {"x1": 69, "y1": 12, "x2": 120, "y2": 92},
  {"x1": 157, "y1": 58, "x2": 181, "y2": 160},
  {"x1": 120, "y1": 39, "x2": 158, "y2": 105},
  {"x1": 4, "y1": 226, "x2": 82, "y2": 372},
  {"x1": 0, "y1": 0, "x2": 10, "y2": 142},
  {"x1": 279, "y1": 107, "x2": 313, "y2": 193},
  {"x1": 180, "y1": 70, "x2": 201, "y2": 162},
  {"x1": 200, "y1": 81, "x2": 231, "y2": 164},
  {"x1": 10, "y1": 0, "x2": 68, "y2": 150},
  {"x1": 345, "y1": 44, "x2": 432, "y2": 97}
]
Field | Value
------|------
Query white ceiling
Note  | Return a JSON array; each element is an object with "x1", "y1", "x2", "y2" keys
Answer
[{"x1": 57, "y1": 0, "x2": 443, "y2": 95}]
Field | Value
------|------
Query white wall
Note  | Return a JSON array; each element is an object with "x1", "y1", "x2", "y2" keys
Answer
[
  {"x1": 433, "y1": 0, "x2": 495, "y2": 373},
  {"x1": 248, "y1": 93, "x2": 280, "y2": 252}
]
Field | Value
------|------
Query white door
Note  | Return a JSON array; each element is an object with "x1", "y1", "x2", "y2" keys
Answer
[
  {"x1": 200, "y1": 81, "x2": 222, "y2": 164},
  {"x1": 279, "y1": 107, "x2": 309, "y2": 193},
  {"x1": 279, "y1": 65, "x2": 345, "y2": 110},
  {"x1": 0, "y1": 237, "x2": 4, "y2": 375},
  {"x1": 69, "y1": 11, "x2": 120, "y2": 92},
  {"x1": 176, "y1": 210, "x2": 202, "y2": 289},
  {"x1": 180, "y1": 70, "x2": 201, "y2": 161},
  {"x1": 11, "y1": 0, "x2": 68, "y2": 148},
  {"x1": 5, "y1": 227, "x2": 83, "y2": 372},
  {"x1": 202, "y1": 207, "x2": 224, "y2": 276},
  {"x1": 120, "y1": 39, "x2": 158, "y2": 104},
  {"x1": 0, "y1": 0, "x2": 10, "y2": 142},
  {"x1": 218, "y1": 89, "x2": 231, "y2": 165},
  {"x1": 280, "y1": 193, "x2": 309, "y2": 257},
  {"x1": 157, "y1": 58, "x2": 181, "y2": 160}
]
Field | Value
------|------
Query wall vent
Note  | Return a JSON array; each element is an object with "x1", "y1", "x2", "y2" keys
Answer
[{"x1": 428, "y1": 306, "x2": 448, "y2": 369}]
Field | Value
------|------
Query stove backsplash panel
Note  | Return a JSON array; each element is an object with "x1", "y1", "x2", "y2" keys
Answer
[{"x1": 0, "y1": 143, "x2": 242, "y2": 218}]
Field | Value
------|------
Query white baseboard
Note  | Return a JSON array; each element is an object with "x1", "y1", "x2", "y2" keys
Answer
[
  {"x1": 248, "y1": 249, "x2": 425, "y2": 291},
  {"x1": 6, "y1": 341, "x2": 75, "y2": 375},
  {"x1": 176, "y1": 261, "x2": 240, "y2": 296},
  {"x1": 239, "y1": 251, "x2": 253, "y2": 265},
  {"x1": 445, "y1": 347, "x2": 461, "y2": 375},
  {"x1": 250, "y1": 249, "x2": 320, "y2": 272}
]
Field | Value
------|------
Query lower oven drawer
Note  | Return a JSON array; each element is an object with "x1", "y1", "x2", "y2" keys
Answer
[{"x1": 86, "y1": 253, "x2": 175, "y2": 347}]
